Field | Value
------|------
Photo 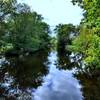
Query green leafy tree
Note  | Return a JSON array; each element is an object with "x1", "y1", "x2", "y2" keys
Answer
[
  {"x1": 0, "y1": 0, "x2": 16, "y2": 52},
  {"x1": 55, "y1": 24, "x2": 77, "y2": 51},
  {"x1": 70, "y1": 0, "x2": 100, "y2": 69},
  {"x1": 72, "y1": 0, "x2": 100, "y2": 35},
  {"x1": 69, "y1": 26, "x2": 100, "y2": 69},
  {"x1": 0, "y1": 0, "x2": 50, "y2": 53}
]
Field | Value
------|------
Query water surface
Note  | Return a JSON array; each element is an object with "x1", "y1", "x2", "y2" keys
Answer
[{"x1": 0, "y1": 50, "x2": 100, "y2": 100}]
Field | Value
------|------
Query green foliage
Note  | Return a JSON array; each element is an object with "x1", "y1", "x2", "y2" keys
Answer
[
  {"x1": 55, "y1": 24, "x2": 76, "y2": 50},
  {"x1": 0, "y1": 0, "x2": 50, "y2": 53},
  {"x1": 50, "y1": 37, "x2": 57, "y2": 50},
  {"x1": 69, "y1": 27, "x2": 100, "y2": 68},
  {"x1": 0, "y1": 43, "x2": 13, "y2": 53},
  {"x1": 70, "y1": 0, "x2": 100, "y2": 69},
  {"x1": 72, "y1": 0, "x2": 100, "y2": 35},
  {"x1": 0, "y1": 0, "x2": 16, "y2": 53}
]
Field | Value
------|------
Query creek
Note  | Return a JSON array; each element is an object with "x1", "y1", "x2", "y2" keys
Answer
[{"x1": 0, "y1": 49, "x2": 100, "y2": 100}]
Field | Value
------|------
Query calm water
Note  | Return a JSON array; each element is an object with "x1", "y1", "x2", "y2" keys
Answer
[{"x1": 0, "y1": 49, "x2": 100, "y2": 100}]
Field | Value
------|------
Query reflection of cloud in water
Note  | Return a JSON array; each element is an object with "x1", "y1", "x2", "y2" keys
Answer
[{"x1": 32, "y1": 52, "x2": 83, "y2": 100}]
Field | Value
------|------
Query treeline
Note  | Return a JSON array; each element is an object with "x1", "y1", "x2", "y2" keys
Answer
[
  {"x1": 56, "y1": 0, "x2": 100, "y2": 70},
  {"x1": 55, "y1": 24, "x2": 78, "y2": 52},
  {"x1": 0, "y1": 0, "x2": 50, "y2": 54}
]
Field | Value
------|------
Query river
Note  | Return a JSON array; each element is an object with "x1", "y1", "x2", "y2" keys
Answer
[{"x1": 0, "y1": 49, "x2": 100, "y2": 100}]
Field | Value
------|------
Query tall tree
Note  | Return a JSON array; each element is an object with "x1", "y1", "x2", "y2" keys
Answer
[{"x1": 70, "y1": 0, "x2": 100, "y2": 69}]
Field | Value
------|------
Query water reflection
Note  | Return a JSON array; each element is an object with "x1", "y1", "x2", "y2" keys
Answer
[
  {"x1": 75, "y1": 72, "x2": 100, "y2": 100},
  {"x1": 0, "y1": 50, "x2": 49, "y2": 99},
  {"x1": 57, "y1": 51, "x2": 79, "y2": 70},
  {"x1": 0, "y1": 50, "x2": 83, "y2": 100},
  {"x1": 33, "y1": 51, "x2": 83, "y2": 100}
]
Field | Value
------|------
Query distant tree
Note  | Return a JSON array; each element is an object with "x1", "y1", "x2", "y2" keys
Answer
[{"x1": 55, "y1": 24, "x2": 77, "y2": 51}]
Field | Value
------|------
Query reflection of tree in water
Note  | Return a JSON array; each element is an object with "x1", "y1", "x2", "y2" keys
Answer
[
  {"x1": 57, "y1": 49, "x2": 100, "y2": 100},
  {"x1": 0, "y1": 50, "x2": 49, "y2": 99},
  {"x1": 75, "y1": 72, "x2": 100, "y2": 100},
  {"x1": 33, "y1": 51, "x2": 83, "y2": 100},
  {"x1": 57, "y1": 50, "x2": 79, "y2": 70}
]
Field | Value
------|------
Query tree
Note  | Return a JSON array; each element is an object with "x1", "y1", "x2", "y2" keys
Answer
[
  {"x1": 0, "y1": 0, "x2": 16, "y2": 52},
  {"x1": 70, "y1": 0, "x2": 100, "y2": 69},
  {"x1": 0, "y1": 0, "x2": 50, "y2": 53},
  {"x1": 72, "y1": 0, "x2": 100, "y2": 35},
  {"x1": 55, "y1": 24, "x2": 77, "y2": 51},
  {"x1": 69, "y1": 26, "x2": 100, "y2": 69}
]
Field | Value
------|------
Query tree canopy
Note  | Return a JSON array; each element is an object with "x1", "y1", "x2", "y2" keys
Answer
[
  {"x1": 0, "y1": 0, "x2": 50, "y2": 53},
  {"x1": 70, "y1": 0, "x2": 100, "y2": 69},
  {"x1": 55, "y1": 24, "x2": 77, "y2": 51}
]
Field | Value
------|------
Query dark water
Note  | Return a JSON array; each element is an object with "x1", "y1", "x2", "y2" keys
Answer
[{"x1": 0, "y1": 49, "x2": 100, "y2": 100}]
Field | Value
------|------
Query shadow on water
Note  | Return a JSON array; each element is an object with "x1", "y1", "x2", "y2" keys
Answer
[
  {"x1": 57, "y1": 50, "x2": 100, "y2": 100},
  {"x1": 75, "y1": 72, "x2": 100, "y2": 100},
  {"x1": 57, "y1": 50, "x2": 79, "y2": 70},
  {"x1": 0, "y1": 49, "x2": 100, "y2": 100},
  {"x1": 0, "y1": 50, "x2": 49, "y2": 99}
]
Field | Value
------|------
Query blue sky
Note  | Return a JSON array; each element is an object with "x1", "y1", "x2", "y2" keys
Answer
[{"x1": 18, "y1": 0, "x2": 83, "y2": 26}]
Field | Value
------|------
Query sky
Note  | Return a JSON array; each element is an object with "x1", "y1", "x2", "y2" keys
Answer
[{"x1": 18, "y1": 0, "x2": 83, "y2": 26}]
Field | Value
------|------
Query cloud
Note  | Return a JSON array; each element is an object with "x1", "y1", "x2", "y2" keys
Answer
[{"x1": 32, "y1": 67, "x2": 83, "y2": 100}]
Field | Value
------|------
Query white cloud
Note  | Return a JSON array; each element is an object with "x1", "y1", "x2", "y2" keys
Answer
[
  {"x1": 33, "y1": 68, "x2": 83, "y2": 100},
  {"x1": 32, "y1": 52, "x2": 83, "y2": 100}
]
